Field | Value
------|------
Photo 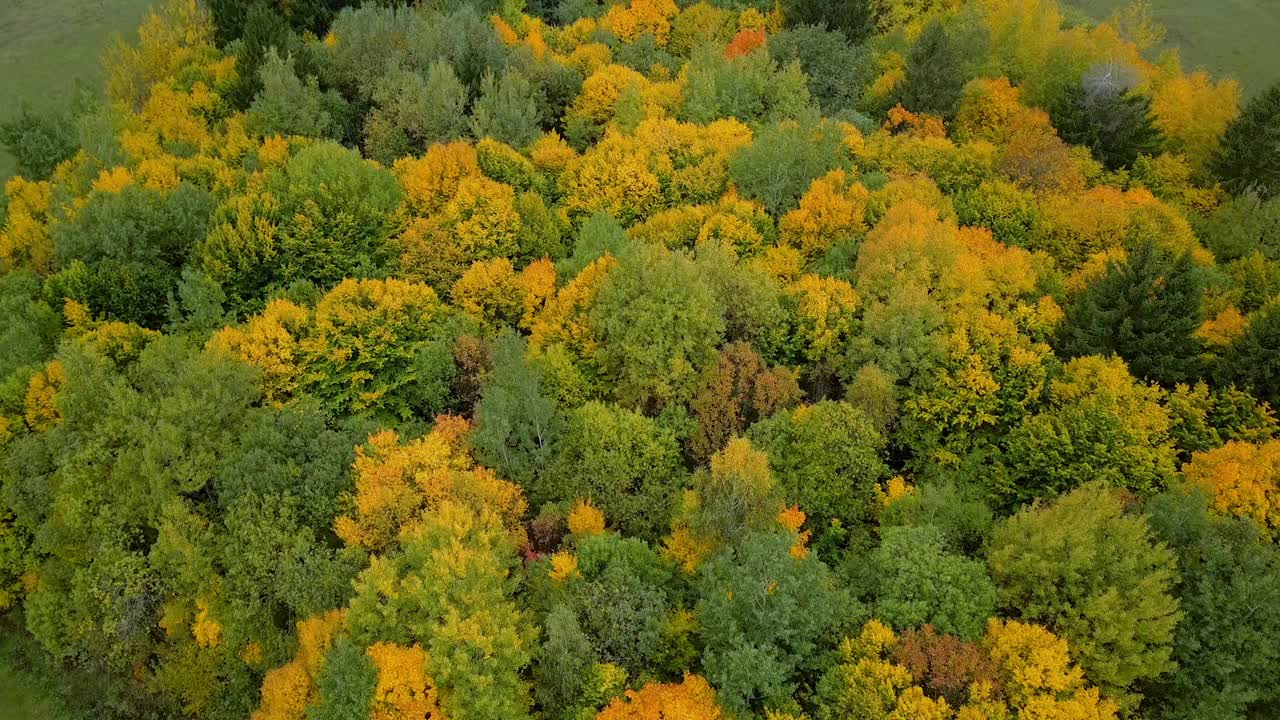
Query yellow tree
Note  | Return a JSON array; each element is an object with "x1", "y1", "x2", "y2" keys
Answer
[{"x1": 1182, "y1": 440, "x2": 1280, "y2": 540}]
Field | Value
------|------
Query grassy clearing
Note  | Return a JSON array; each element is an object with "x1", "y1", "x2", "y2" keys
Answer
[
  {"x1": 0, "y1": 0, "x2": 151, "y2": 180},
  {"x1": 1063, "y1": 0, "x2": 1280, "y2": 97}
]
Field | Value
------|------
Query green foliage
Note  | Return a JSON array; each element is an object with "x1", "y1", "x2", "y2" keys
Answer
[
  {"x1": 469, "y1": 332, "x2": 563, "y2": 485},
  {"x1": 1052, "y1": 69, "x2": 1165, "y2": 170},
  {"x1": 200, "y1": 141, "x2": 403, "y2": 310},
  {"x1": 696, "y1": 530, "x2": 855, "y2": 717},
  {"x1": 989, "y1": 482, "x2": 1182, "y2": 706},
  {"x1": 1144, "y1": 487, "x2": 1280, "y2": 720},
  {"x1": 769, "y1": 25, "x2": 873, "y2": 114},
  {"x1": 0, "y1": 103, "x2": 78, "y2": 180},
  {"x1": 679, "y1": 46, "x2": 813, "y2": 125},
  {"x1": 247, "y1": 49, "x2": 348, "y2": 140},
  {"x1": 307, "y1": 638, "x2": 379, "y2": 720},
  {"x1": 470, "y1": 69, "x2": 546, "y2": 149},
  {"x1": 879, "y1": 481, "x2": 993, "y2": 556},
  {"x1": 364, "y1": 61, "x2": 470, "y2": 165},
  {"x1": 1056, "y1": 241, "x2": 1206, "y2": 385},
  {"x1": 590, "y1": 243, "x2": 725, "y2": 410},
  {"x1": 535, "y1": 604, "x2": 595, "y2": 720},
  {"x1": 781, "y1": 0, "x2": 874, "y2": 41},
  {"x1": 0, "y1": 272, "x2": 61, "y2": 380},
  {"x1": 1194, "y1": 192, "x2": 1280, "y2": 263},
  {"x1": 870, "y1": 525, "x2": 996, "y2": 641},
  {"x1": 895, "y1": 19, "x2": 981, "y2": 118},
  {"x1": 729, "y1": 117, "x2": 849, "y2": 214},
  {"x1": 749, "y1": 401, "x2": 890, "y2": 538},
  {"x1": 1221, "y1": 300, "x2": 1280, "y2": 409},
  {"x1": 536, "y1": 402, "x2": 684, "y2": 538},
  {"x1": 1214, "y1": 80, "x2": 1280, "y2": 199}
]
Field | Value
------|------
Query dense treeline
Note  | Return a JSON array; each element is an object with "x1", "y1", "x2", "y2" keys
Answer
[{"x1": 0, "y1": 0, "x2": 1278, "y2": 719}]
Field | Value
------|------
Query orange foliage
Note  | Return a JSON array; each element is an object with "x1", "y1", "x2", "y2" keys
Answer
[
  {"x1": 595, "y1": 674, "x2": 722, "y2": 719},
  {"x1": 725, "y1": 28, "x2": 766, "y2": 59}
]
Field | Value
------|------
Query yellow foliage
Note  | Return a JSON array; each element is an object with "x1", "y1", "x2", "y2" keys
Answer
[
  {"x1": 93, "y1": 166, "x2": 136, "y2": 193},
  {"x1": 1196, "y1": 307, "x2": 1248, "y2": 346},
  {"x1": 529, "y1": 253, "x2": 618, "y2": 358},
  {"x1": 0, "y1": 176, "x2": 54, "y2": 273},
  {"x1": 1150, "y1": 69, "x2": 1240, "y2": 171},
  {"x1": 516, "y1": 258, "x2": 558, "y2": 330},
  {"x1": 258, "y1": 136, "x2": 291, "y2": 167},
  {"x1": 786, "y1": 274, "x2": 861, "y2": 366},
  {"x1": 24, "y1": 361, "x2": 65, "y2": 432},
  {"x1": 980, "y1": 618, "x2": 1118, "y2": 719},
  {"x1": 529, "y1": 131, "x2": 579, "y2": 175},
  {"x1": 399, "y1": 175, "x2": 522, "y2": 290},
  {"x1": 104, "y1": 0, "x2": 218, "y2": 110},
  {"x1": 192, "y1": 598, "x2": 222, "y2": 649},
  {"x1": 367, "y1": 642, "x2": 443, "y2": 720},
  {"x1": 394, "y1": 142, "x2": 481, "y2": 216},
  {"x1": 596, "y1": 673, "x2": 722, "y2": 719},
  {"x1": 600, "y1": 0, "x2": 680, "y2": 45},
  {"x1": 241, "y1": 642, "x2": 264, "y2": 666},
  {"x1": 252, "y1": 661, "x2": 313, "y2": 720},
  {"x1": 568, "y1": 499, "x2": 607, "y2": 536},
  {"x1": 954, "y1": 77, "x2": 1054, "y2": 145},
  {"x1": 549, "y1": 551, "x2": 580, "y2": 582},
  {"x1": 780, "y1": 170, "x2": 870, "y2": 257},
  {"x1": 451, "y1": 257, "x2": 525, "y2": 328},
  {"x1": 207, "y1": 299, "x2": 311, "y2": 406},
  {"x1": 1183, "y1": 441, "x2": 1280, "y2": 540},
  {"x1": 663, "y1": 524, "x2": 714, "y2": 575},
  {"x1": 878, "y1": 476, "x2": 917, "y2": 508},
  {"x1": 335, "y1": 421, "x2": 528, "y2": 552}
]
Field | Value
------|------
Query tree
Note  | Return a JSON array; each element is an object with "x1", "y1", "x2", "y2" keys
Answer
[
  {"x1": 687, "y1": 342, "x2": 803, "y2": 464},
  {"x1": 895, "y1": 19, "x2": 978, "y2": 118},
  {"x1": 1051, "y1": 67, "x2": 1164, "y2": 170},
  {"x1": 996, "y1": 355, "x2": 1179, "y2": 504},
  {"x1": 0, "y1": 103, "x2": 78, "y2": 180},
  {"x1": 589, "y1": 243, "x2": 725, "y2": 410},
  {"x1": 469, "y1": 332, "x2": 564, "y2": 486},
  {"x1": 596, "y1": 674, "x2": 723, "y2": 719},
  {"x1": 729, "y1": 117, "x2": 850, "y2": 214},
  {"x1": 1181, "y1": 440, "x2": 1280, "y2": 540},
  {"x1": 364, "y1": 62, "x2": 470, "y2": 166},
  {"x1": 1221, "y1": 301, "x2": 1280, "y2": 409},
  {"x1": 1056, "y1": 241, "x2": 1205, "y2": 385},
  {"x1": 1144, "y1": 487, "x2": 1280, "y2": 720},
  {"x1": 1213, "y1": 80, "x2": 1280, "y2": 198},
  {"x1": 696, "y1": 530, "x2": 854, "y2": 717},
  {"x1": 749, "y1": 401, "x2": 890, "y2": 538},
  {"x1": 470, "y1": 69, "x2": 546, "y2": 149},
  {"x1": 870, "y1": 526, "x2": 996, "y2": 641},
  {"x1": 536, "y1": 402, "x2": 685, "y2": 539},
  {"x1": 246, "y1": 49, "x2": 348, "y2": 139},
  {"x1": 199, "y1": 142, "x2": 403, "y2": 311},
  {"x1": 988, "y1": 482, "x2": 1182, "y2": 707},
  {"x1": 782, "y1": 0, "x2": 873, "y2": 41}
]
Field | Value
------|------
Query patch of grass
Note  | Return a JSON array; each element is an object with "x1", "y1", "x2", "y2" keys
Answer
[
  {"x1": 1063, "y1": 0, "x2": 1280, "y2": 97},
  {"x1": 0, "y1": 0, "x2": 152, "y2": 181}
]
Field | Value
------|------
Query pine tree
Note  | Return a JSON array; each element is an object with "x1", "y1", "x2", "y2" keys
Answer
[
  {"x1": 1051, "y1": 72, "x2": 1164, "y2": 170},
  {"x1": 1056, "y1": 241, "x2": 1205, "y2": 385},
  {"x1": 1213, "y1": 80, "x2": 1280, "y2": 199},
  {"x1": 895, "y1": 19, "x2": 973, "y2": 118}
]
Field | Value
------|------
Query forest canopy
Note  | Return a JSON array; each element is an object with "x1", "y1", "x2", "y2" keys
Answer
[{"x1": 1, "y1": 0, "x2": 1278, "y2": 719}]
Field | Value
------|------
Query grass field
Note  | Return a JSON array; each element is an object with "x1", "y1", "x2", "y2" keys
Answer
[
  {"x1": 1063, "y1": 0, "x2": 1280, "y2": 97},
  {"x1": 0, "y1": 0, "x2": 151, "y2": 181}
]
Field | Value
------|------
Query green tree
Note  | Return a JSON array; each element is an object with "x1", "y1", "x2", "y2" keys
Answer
[
  {"x1": 0, "y1": 272, "x2": 60, "y2": 381},
  {"x1": 988, "y1": 482, "x2": 1182, "y2": 708},
  {"x1": 469, "y1": 332, "x2": 563, "y2": 486},
  {"x1": 1056, "y1": 241, "x2": 1206, "y2": 385},
  {"x1": 590, "y1": 243, "x2": 725, "y2": 410},
  {"x1": 1052, "y1": 68, "x2": 1165, "y2": 170},
  {"x1": 1221, "y1": 301, "x2": 1280, "y2": 409},
  {"x1": 696, "y1": 529, "x2": 855, "y2": 717},
  {"x1": 781, "y1": 0, "x2": 874, "y2": 42},
  {"x1": 535, "y1": 604, "x2": 595, "y2": 720},
  {"x1": 0, "y1": 103, "x2": 78, "y2": 180},
  {"x1": 471, "y1": 69, "x2": 546, "y2": 148},
  {"x1": 749, "y1": 401, "x2": 890, "y2": 539},
  {"x1": 1213, "y1": 80, "x2": 1280, "y2": 198},
  {"x1": 364, "y1": 61, "x2": 470, "y2": 165},
  {"x1": 869, "y1": 525, "x2": 996, "y2": 641},
  {"x1": 895, "y1": 19, "x2": 978, "y2": 118},
  {"x1": 679, "y1": 46, "x2": 813, "y2": 126},
  {"x1": 536, "y1": 402, "x2": 685, "y2": 539},
  {"x1": 729, "y1": 117, "x2": 850, "y2": 214},
  {"x1": 307, "y1": 638, "x2": 379, "y2": 720},
  {"x1": 246, "y1": 49, "x2": 348, "y2": 140},
  {"x1": 1143, "y1": 487, "x2": 1280, "y2": 720}
]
